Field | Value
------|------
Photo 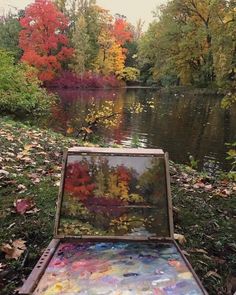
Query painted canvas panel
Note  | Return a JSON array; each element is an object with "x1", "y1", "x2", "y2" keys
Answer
[
  {"x1": 58, "y1": 154, "x2": 170, "y2": 237},
  {"x1": 33, "y1": 242, "x2": 204, "y2": 295}
]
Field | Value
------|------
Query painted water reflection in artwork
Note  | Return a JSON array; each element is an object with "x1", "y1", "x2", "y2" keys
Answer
[
  {"x1": 34, "y1": 242, "x2": 204, "y2": 295},
  {"x1": 58, "y1": 155, "x2": 170, "y2": 237}
]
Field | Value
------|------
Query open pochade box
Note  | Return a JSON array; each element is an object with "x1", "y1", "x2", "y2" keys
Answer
[{"x1": 20, "y1": 147, "x2": 207, "y2": 295}]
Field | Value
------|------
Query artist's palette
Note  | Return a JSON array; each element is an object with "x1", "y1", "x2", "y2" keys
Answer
[{"x1": 34, "y1": 242, "x2": 204, "y2": 295}]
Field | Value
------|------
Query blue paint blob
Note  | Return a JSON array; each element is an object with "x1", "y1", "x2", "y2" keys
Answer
[{"x1": 123, "y1": 273, "x2": 140, "y2": 277}]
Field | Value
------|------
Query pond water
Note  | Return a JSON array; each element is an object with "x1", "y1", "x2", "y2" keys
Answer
[{"x1": 50, "y1": 88, "x2": 236, "y2": 172}]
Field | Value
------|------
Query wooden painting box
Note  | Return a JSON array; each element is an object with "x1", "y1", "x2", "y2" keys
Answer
[{"x1": 20, "y1": 147, "x2": 207, "y2": 295}]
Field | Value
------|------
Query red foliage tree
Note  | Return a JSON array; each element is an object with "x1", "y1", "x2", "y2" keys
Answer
[
  {"x1": 64, "y1": 162, "x2": 96, "y2": 201},
  {"x1": 112, "y1": 18, "x2": 133, "y2": 46},
  {"x1": 19, "y1": 0, "x2": 73, "y2": 81},
  {"x1": 117, "y1": 165, "x2": 132, "y2": 183}
]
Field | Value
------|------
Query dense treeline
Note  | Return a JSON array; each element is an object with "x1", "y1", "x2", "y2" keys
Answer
[
  {"x1": 138, "y1": 0, "x2": 235, "y2": 88},
  {"x1": 0, "y1": 0, "x2": 235, "y2": 89},
  {"x1": 0, "y1": 0, "x2": 141, "y2": 87}
]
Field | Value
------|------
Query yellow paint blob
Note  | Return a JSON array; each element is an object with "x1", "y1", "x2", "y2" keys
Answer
[
  {"x1": 178, "y1": 272, "x2": 193, "y2": 280},
  {"x1": 43, "y1": 280, "x2": 80, "y2": 295}
]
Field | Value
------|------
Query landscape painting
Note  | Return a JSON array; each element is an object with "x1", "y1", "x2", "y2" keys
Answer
[{"x1": 58, "y1": 154, "x2": 170, "y2": 237}]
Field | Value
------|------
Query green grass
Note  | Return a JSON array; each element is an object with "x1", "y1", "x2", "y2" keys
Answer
[
  {"x1": 0, "y1": 116, "x2": 84, "y2": 294},
  {"x1": 172, "y1": 187, "x2": 236, "y2": 294}
]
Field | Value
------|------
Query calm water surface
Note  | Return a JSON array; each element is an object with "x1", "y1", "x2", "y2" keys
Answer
[{"x1": 51, "y1": 88, "x2": 236, "y2": 171}]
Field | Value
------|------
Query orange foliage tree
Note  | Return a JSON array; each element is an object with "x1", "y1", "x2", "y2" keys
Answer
[
  {"x1": 112, "y1": 17, "x2": 133, "y2": 46},
  {"x1": 19, "y1": 0, "x2": 73, "y2": 81}
]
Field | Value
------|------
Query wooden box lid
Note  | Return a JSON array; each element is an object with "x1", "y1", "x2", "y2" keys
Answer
[{"x1": 54, "y1": 147, "x2": 174, "y2": 240}]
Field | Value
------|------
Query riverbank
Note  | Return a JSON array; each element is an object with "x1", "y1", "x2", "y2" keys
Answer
[{"x1": 0, "y1": 117, "x2": 235, "y2": 294}]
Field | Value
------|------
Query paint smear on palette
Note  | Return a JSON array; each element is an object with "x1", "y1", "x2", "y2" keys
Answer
[{"x1": 33, "y1": 242, "x2": 204, "y2": 295}]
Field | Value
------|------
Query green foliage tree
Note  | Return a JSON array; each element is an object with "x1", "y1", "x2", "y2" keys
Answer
[
  {"x1": 64, "y1": 1, "x2": 108, "y2": 72},
  {"x1": 71, "y1": 15, "x2": 90, "y2": 73},
  {"x1": 0, "y1": 11, "x2": 22, "y2": 60},
  {"x1": 0, "y1": 49, "x2": 56, "y2": 116},
  {"x1": 73, "y1": 0, "x2": 101, "y2": 68},
  {"x1": 212, "y1": 0, "x2": 236, "y2": 88},
  {"x1": 138, "y1": 0, "x2": 235, "y2": 88},
  {"x1": 117, "y1": 67, "x2": 140, "y2": 82},
  {"x1": 124, "y1": 41, "x2": 138, "y2": 68}
]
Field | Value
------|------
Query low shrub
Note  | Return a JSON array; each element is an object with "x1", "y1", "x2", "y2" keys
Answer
[
  {"x1": 46, "y1": 71, "x2": 124, "y2": 89},
  {"x1": 117, "y1": 67, "x2": 140, "y2": 82},
  {"x1": 0, "y1": 49, "x2": 57, "y2": 116}
]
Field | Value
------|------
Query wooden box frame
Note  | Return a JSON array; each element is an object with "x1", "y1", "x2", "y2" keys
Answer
[{"x1": 20, "y1": 147, "x2": 207, "y2": 294}]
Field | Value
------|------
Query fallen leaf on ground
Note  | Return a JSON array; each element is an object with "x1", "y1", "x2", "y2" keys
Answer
[
  {"x1": 22, "y1": 144, "x2": 34, "y2": 156},
  {"x1": 0, "y1": 263, "x2": 6, "y2": 272},
  {"x1": 25, "y1": 207, "x2": 40, "y2": 214},
  {"x1": 189, "y1": 248, "x2": 208, "y2": 254},
  {"x1": 174, "y1": 233, "x2": 187, "y2": 245},
  {"x1": 205, "y1": 271, "x2": 222, "y2": 280},
  {"x1": 182, "y1": 250, "x2": 190, "y2": 256},
  {"x1": 226, "y1": 275, "x2": 236, "y2": 294},
  {"x1": 17, "y1": 184, "x2": 27, "y2": 191},
  {"x1": 7, "y1": 222, "x2": 15, "y2": 229},
  {"x1": 0, "y1": 169, "x2": 9, "y2": 176},
  {"x1": 1, "y1": 239, "x2": 26, "y2": 260},
  {"x1": 193, "y1": 182, "x2": 206, "y2": 189},
  {"x1": 27, "y1": 173, "x2": 41, "y2": 184},
  {"x1": 212, "y1": 257, "x2": 226, "y2": 264},
  {"x1": 66, "y1": 127, "x2": 74, "y2": 134},
  {"x1": 204, "y1": 184, "x2": 213, "y2": 191},
  {"x1": 227, "y1": 243, "x2": 236, "y2": 252},
  {"x1": 14, "y1": 199, "x2": 35, "y2": 214},
  {"x1": 218, "y1": 189, "x2": 232, "y2": 197},
  {"x1": 55, "y1": 180, "x2": 60, "y2": 187}
]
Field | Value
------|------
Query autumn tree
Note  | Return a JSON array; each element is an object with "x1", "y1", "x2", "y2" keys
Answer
[
  {"x1": 138, "y1": 0, "x2": 235, "y2": 87},
  {"x1": 53, "y1": 0, "x2": 139, "y2": 80},
  {"x1": 112, "y1": 16, "x2": 133, "y2": 46},
  {"x1": 94, "y1": 28, "x2": 126, "y2": 75},
  {"x1": 19, "y1": 0, "x2": 73, "y2": 81},
  {"x1": 212, "y1": 0, "x2": 236, "y2": 88}
]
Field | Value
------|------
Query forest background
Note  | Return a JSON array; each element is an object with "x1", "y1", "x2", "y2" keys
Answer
[{"x1": 0, "y1": 0, "x2": 235, "y2": 89}]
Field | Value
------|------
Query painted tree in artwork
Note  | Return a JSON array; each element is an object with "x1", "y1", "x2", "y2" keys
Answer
[
  {"x1": 19, "y1": 0, "x2": 73, "y2": 81},
  {"x1": 107, "y1": 165, "x2": 132, "y2": 200},
  {"x1": 64, "y1": 162, "x2": 96, "y2": 201}
]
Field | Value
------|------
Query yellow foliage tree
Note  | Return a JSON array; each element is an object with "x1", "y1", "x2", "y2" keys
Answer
[{"x1": 94, "y1": 29, "x2": 125, "y2": 75}]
